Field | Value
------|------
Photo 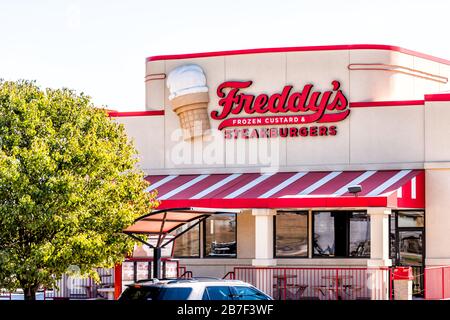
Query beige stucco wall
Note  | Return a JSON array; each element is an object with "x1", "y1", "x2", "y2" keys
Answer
[
  {"x1": 115, "y1": 115, "x2": 165, "y2": 170},
  {"x1": 122, "y1": 48, "x2": 449, "y2": 173},
  {"x1": 237, "y1": 210, "x2": 255, "y2": 259},
  {"x1": 424, "y1": 169, "x2": 450, "y2": 265},
  {"x1": 424, "y1": 99, "x2": 450, "y2": 265},
  {"x1": 425, "y1": 101, "x2": 450, "y2": 162},
  {"x1": 350, "y1": 105, "x2": 424, "y2": 164}
]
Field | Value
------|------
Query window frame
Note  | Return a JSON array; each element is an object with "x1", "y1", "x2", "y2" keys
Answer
[
  {"x1": 203, "y1": 213, "x2": 238, "y2": 259},
  {"x1": 389, "y1": 210, "x2": 426, "y2": 266},
  {"x1": 273, "y1": 210, "x2": 309, "y2": 259},
  {"x1": 312, "y1": 210, "x2": 370, "y2": 259}
]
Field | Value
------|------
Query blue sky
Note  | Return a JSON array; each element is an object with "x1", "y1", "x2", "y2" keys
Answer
[{"x1": 0, "y1": 0, "x2": 449, "y2": 111}]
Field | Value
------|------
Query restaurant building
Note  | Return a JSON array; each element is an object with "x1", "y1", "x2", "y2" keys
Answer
[{"x1": 110, "y1": 44, "x2": 450, "y2": 299}]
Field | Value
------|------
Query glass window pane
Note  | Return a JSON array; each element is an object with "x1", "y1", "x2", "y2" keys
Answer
[
  {"x1": 390, "y1": 212, "x2": 397, "y2": 259},
  {"x1": 159, "y1": 288, "x2": 192, "y2": 300},
  {"x1": 313, "y1": 212, "x2": 335, "y2": 257},
  {"x1": 398, "y1": 211, "x2": 424, "y2": 228},
  {"x1": 205, "y1": 286, "x2": 233, "y2": 300},
  {"x1": 313, "y1": 211, "x2": 369, "y2": 258},
  {"x1": 119, "y1": 287, "x2": 161, "y2": 301},
  {"x1": 399, "y1": 231, "x2": 423, "y2": 266},
  {"x1": 205, "y1": 214, "x2": 236, "y2": 258},
  {"x1": 233, "y1": 286, "x2": 268, "y2": 300},
  {"x1": 349, "y1": 213, "x2": 370, "y2": 257},
  {"x1": 173, "y1": 221, "x2": 200, "y2": 258},
  {"x1": 275, "y1": 212, "x2": 308, "y2": 257}
]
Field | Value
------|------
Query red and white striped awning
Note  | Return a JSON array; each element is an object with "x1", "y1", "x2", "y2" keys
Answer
[{"x1": 145, "y1": 170, "x2": 424, "y2": 209}]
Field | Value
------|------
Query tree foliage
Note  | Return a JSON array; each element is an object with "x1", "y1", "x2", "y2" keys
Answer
[{"x1": 0, "y1": 80, "x2": 158, "y2": 299}]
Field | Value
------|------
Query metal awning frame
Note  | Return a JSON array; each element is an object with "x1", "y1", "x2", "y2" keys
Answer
[
  {"x1": 123, "y1": 207, "x2": 240, "y2": 278},
  {"x1": 123, "y1": 207, "x2": 238, "y2": 248}
]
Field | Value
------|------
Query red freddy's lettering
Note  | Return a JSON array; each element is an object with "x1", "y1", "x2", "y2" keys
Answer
[{"x1": 212, "y1": 80, "x2": 349, "y2": 130}]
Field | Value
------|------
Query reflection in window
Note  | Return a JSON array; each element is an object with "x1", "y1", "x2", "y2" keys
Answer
[
  {"x1": 313, "y1": 211, "x2": 370, "y2": 258},
  {"x1": 349, "y1": 213, "x2": 371, "y2": 257},
  {"x1": 399, "y1": 231, "x2": 423, "y2": 266},
  {"x1": 233, "y1": 286, "x2": 268, "y2": 300},
  {"x1": 390, "y1": 213, "x2": 397, "y2": 259},
  {"x1": 313, "y1": 212, "x2": 335, "y2": 256},
  {"x1": 397, "y1": 211, "x2": 424, "y2": 228},
  {"x1": 275, "y1": 212, "x2": 308, "y2": 257},
  {"x1": 159, "y1": 288, "x2": 193, "y2": 300},
  {"x1": 390, "y1": 210, "x2": 425, "y2": 264},
  {"x1": 205, "y1": 214, "x2": 236, "y2": 258},
  {"x1": 173, "y1": 221, "x2": 200, "y2": 258},
  {"x1": 204, "y1": 286, "x2": 233, "y2": 300}
]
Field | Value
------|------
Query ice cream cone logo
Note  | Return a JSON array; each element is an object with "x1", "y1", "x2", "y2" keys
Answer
[{"x1": 167, "y1": 64, "x2": 211, "y2": 140}]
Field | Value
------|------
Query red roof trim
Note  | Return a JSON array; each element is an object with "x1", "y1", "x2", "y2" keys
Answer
[
  {"x1": 146, "y1": 44, "x2": 450, "y2": 65},
  {"x1": 350, "y1": 100, "x2": 424, "y2": 108},
  {"x1": 157, "y1": 195, "x2": 425, "y2": 210},
  {"x1": 157, "y1": 197, "x2": 392, "y2": 209},
  {"x1": 108, "y1": 110, "x2": 165, "y2": 117},
  {"x1": 424, "y1": 93, "x2": 450, "y2": 102}
]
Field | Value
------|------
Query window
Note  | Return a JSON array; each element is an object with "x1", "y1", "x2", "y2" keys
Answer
[
  {"x1": 204, "y1": 214, "x2": 236, "y2": 258},
  {"x1": 118, "y1": 287, "x2": 161, "y2": 301},
  {"x1": 313, "y1": 212, "x2": 335, "y2": 256},
  {"x1": 232, "y1": 286, "x2": 269, "y2": 300},
  {"x1": 118, "y1": 287, "x2": 192, "y2": 300},
  {"x1": 313, "y1": 211, "x2": 370, "y2": 258},
  {"x1": 397, "y1": 211, "x2": 424, "y2": 228},
  {"x1": 173, "y1": 221, "x2": 200, "y2": 258},
  {"x1": 398, "y1": 231, "x2": 423, "y2": 266},
  {"x1": 390, "y1": 210, "x2": 425, "y2": 265},
  {"x1": 275, "y1": 211, "x2": 308, "y2": 257},
  {"x1": 390, "y1": 212, "x2": 397, "y2": 259},
  {"x1": 159, "y1": 288, "x2": 192, "y2": 300},
  {"x1": 349, "y1": 212, "x2": 371, "y2": 257},
  {"x1": 203, "y1": 286, "x2": 233, "y2": 300}
]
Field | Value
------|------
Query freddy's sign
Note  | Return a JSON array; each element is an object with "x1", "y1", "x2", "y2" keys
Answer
[{"x1": 211, "y1": 80, "x2": 350, "y2": 139}]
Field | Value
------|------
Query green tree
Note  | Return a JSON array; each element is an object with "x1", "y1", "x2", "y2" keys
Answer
[{"x1": 0, "y1": 80, "x2": 158, "y2": 300}]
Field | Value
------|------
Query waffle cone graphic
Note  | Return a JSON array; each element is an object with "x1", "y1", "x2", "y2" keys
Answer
[
  {"x1": 170, "y1": 92, "x2": 210, "y2": 140},
  {"x1": 167, "y1": 64, "x2": 210, "y2": 140}
]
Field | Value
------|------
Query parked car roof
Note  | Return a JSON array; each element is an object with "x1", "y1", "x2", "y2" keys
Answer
[
  {"x1": 131, "y1": 277, "x2": 247, "y2": 286},
  {"x1": 119, "y1": 277, "x2": 273, "y2": 300}
]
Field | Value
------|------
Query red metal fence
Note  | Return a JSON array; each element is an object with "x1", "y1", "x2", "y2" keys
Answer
[
  {"x1": 424, "y1": 266, "x2": 450, "y2": 300},
  {"x1": 178, "y1": 266, "x2": 193, "y2": 278},
  {"x1": 230, "y1": 267, "x2": 392, "y2": 300},
  {"x1": 0, "y1": 260, "x2": 183, "y2": 300}
]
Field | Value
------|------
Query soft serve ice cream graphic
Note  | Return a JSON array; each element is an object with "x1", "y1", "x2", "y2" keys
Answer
[{"x1": 166, "y1": 64, "x2": 211, "y2": 140}]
